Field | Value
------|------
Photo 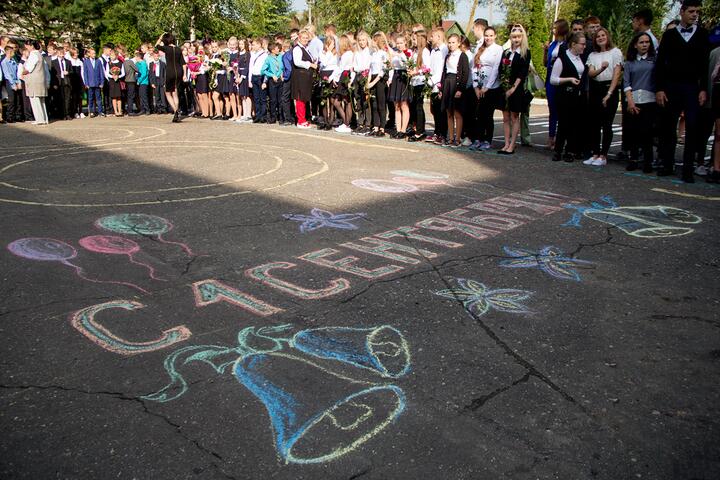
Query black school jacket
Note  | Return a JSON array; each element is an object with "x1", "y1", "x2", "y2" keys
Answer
[
  {"x1": 440, "y1": 51, "x2": 470, "y2": 94},
  {"x1": 500, "y1": 48, "x2": 531, "y2": 87}
]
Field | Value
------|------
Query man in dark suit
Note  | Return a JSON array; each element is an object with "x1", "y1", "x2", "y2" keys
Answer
[
  {"x1": 51, "y1": 46, "x2": 73, "y2": 120},
  {"x1": 655, "y1": 0, "x2": 710, "y2": 183},
  {"x1": 148, "y1": 50, "x2": 168, "y2": 114}
]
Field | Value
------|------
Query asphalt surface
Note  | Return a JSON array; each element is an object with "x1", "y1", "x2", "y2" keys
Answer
[{"x1": 0, "y1": 115, "x2": 718, "y2": 480}]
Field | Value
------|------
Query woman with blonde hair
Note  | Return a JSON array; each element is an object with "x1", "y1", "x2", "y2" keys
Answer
[
  {"x1": 387, "y1": 32, "x2": 412, "y2": 139},
  {"x1": 498, "y1": 24, "x2": 531, "y2": 155},
  {"x1": 367, "y1": 32, "x2": 391, "y2": 136},
  {"x1": 331, "y1": 35, "x2": 354, "y2": 133}
]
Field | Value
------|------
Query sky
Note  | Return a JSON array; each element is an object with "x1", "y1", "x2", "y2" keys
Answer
[{"x1": 289, "y1": 0, "x2": 507, "y2": 27}]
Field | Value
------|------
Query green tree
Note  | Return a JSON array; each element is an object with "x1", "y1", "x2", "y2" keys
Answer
[
  {"x1": 576, "y1": 0, "x2": 671, "y2": 50},
  {"x1": 311, "y1": 0, "x2": 455, "y2": 32}
]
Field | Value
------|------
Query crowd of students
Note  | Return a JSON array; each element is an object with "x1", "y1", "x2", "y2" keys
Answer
[{"x1": 1, "y1": 0, "x2": 719, "y2": 183}]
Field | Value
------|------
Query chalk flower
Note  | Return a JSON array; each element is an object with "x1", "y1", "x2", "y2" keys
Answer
[
  {"x1": 434, "y1": 278, "x2": 533, "y2": 316},
  {"x1": 499, "y1": 246, "x2": 593, "y2": 282},
  {"x1": 283, "y1": 209, "x2": 367, "y2": 233}
]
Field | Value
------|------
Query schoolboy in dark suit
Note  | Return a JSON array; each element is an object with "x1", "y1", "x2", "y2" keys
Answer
[{"x1": 148, "y1": 49, "x2": 168, "y2": 113}]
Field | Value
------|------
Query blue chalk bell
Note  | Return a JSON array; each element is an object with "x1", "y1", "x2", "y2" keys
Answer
[
  {"x1": 234, "y1": 352, "x2": 406, "y2": 464},
  {"x1": 292, "y1": 326, "x2": 411, "y2": 378}
]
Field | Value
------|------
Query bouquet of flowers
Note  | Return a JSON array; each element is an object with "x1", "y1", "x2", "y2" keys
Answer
[
  {"x1": 207, "y1": 57, "x2": 224, "y2": 88},
  {"x1": 187, "y1": 55, "x2": 202, "y2": 78},
  {"x1": 319, "y1": 74, "x2": 334, "y2": 106},
  {"x1": 419, "y1": 65, "x2": 434, "y2": 98},
  {"x1": 500, "y1": 53, "x2": 513, "y2": 109},
  {"x1": 109, "y1": 66, "x2": 121, "y2": 77}
]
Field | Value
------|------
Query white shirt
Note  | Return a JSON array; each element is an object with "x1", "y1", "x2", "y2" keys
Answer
[
  {"x1": 370, "y1": 49, "x2": 388, "y2": 76},
  {"x1": 292, "y1": 44, "x2": 313, "y2": 70},
  {"x1": 587, "y1": 47, "x2": 623, "y2": 82},
  {"x1": 550, "y1": 51, "x2": 585, "y2": 86},
  {"x1": 429, "y1": 44, "x2": 448, "y2": 92},
  {"x1": 445, "y1": 49, "x2": 462, "y2": 74},
  {"x1": 319, "y1": 50, "x2": 338, "y2": 71},
  {"x1": 353, "y1": 47, "x2": 371, "y2": 73},
  {"x1": 250, "y1": 50, "x2": 267, "y2": 78},
  {"x1": 331, "y1": 50, "x2": 354, "y2": 82},
  {"x1": 678, "y1": 24, "x2": 697, "y2": 42},
  {"x1": 25, "y1": 50, "x2": 40, "y2": 73},
  {"x1": 473, "y1": 43, "x2": 503, "y2": 89},
  {"x1": 308, "y1": 36, "x2": 323, "y2": 61},
  {"x1": 464, "y1": 50, "x2": 474, "y2": 87},
  {"x1": 411, "y1": 48, "x2": 431, "y2": 86}
]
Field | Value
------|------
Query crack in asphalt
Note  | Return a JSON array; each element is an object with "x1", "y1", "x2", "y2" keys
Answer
[
  {"x1": 567, "y1": 226, "x2": 643, "y2": 258},
  {"x1": 0, "y1": 384, "x2": 238, "y2": 480},
  {"x1": 463, "y1": 372, "x2": 532, "y2": 411},
  {"x1": 649, "y1": 314, "x2": 720, "y2": 329}
]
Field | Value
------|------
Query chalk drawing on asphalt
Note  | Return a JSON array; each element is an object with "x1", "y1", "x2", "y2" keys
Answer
[
  {"x1": 499, "y1": 246, "x2": 594, "y2": 282},
  {"x1": 79, "y1": 235, "x2": 166, "y2": 281},
  {"x1": 95, "y1": 213, "x2": 196, "y2": 255},
  {"x1": 143, "y1": 324, "x2": 410, "y2": 464},
  {"x1": 283, "y1": 209, "x2": 367, "y2": 233},
  {"x1": 7, "y1": 237, "x2": 148, "y2": 293},
  {"x1": 434, "y1": 278, "x2": 533, "y2": 316},
  {"x1": 562, "y1": 196, "x2": 702, "y2": 238}
]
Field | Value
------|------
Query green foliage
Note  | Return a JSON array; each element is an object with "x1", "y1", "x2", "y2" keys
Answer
[
  {"x1": 701, "y1": 0, "x2": 720, "y2": 27},
  {"x1": 502, "y1": 0, "x2": 552, "y2": 81},
  {"x1": 576, "y1": 0, "x2": 671, "y2": 50},
  {"x1": 234, "y1": 0, "x2": 292, "y2": 37},
  {"x1": 311, "y1": 0, "x2": 455, "y2": 33}
]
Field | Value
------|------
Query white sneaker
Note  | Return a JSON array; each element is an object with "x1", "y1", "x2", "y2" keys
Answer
[
  {"x1": 74, "y1": 113, "x2": 80, "y2": 119},
  {"x1": 461, "y1": 137, "x2": 473, "y2": 147},
  {"x1": 694, "y1": 165, "x2": 709, "y2": 176},
  {"x1": 335, "y1": 124, "x2": 352, "y2": 133},
  {"x1": 297, "y1": 123, "x2": 311, "y2": 129},
  {"x1": 80, "y1": 113, "x2": 86, "y2": 118},
  {"x1": 591, "y1": 158, "x2": 607, "y2": 166},
  {"x1": 583, "y1": 157, "x2": 597, "y2": 165}
]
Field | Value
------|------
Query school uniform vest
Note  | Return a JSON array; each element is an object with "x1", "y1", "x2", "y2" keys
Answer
[
  {"x1": 291, "y1": 45, "x2": 314, "y2": 102},
  {"x1": 557, "y1": 51, "x2": 584, "y2": 97}
]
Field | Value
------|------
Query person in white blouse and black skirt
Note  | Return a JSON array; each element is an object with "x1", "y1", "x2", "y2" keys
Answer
[
  {"x1": 439, "y1": 33, "x2": 470, "y2": 147},
  {"x1": 291, "y1": 29, "x2": 318, "y2": 128},
  {"x1": 498, "y1": 25, "x2": 531, "y2": 155},
  {"x1": 550, "y1": 32, "x2": 588, "y2": 162}
]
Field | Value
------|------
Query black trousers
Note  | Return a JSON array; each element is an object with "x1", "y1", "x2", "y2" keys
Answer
[
  {"x1": 138, "y1": 84, "x2": 150, "y2": 113},
  {"x1": 589, "y1": 80, "x2": 619, "y2": 156},
  {"x1": 267, "y1": 78, "x2": 282, "y2": 122},
  {"x1": 555, "y1": 88, "x2": 585, "y2": 156},
  {"x1": 371, "y1": 80, "x2": 387, "y2": 128},
  {"x1": 58, "y1": 83, "x2": 72, "y2": 118},
  {"x1": 411, "y1": 85, "x2": 426, "y2": 134},
  {"x1": 281, "y1": 80, "x2": 295, "y2": 123},
  {"x1": 353, "y1": 77, "x2": 371, "y2": 127},
  {"x1": 103, "y1": 80, "x2": 111, "y2": 113},
  {"x1": 4, "y1": 83, "x2": 19, "y2": 120},
  {"x1": 625, "y1": 102, "x2": 657, "y2": 167},
  {"x1": 658, "y1": 82, "x2": 701, "y2": 174},
  {"x1": 21, "y1": 86, "x2": 34, "y2": 120},
  {"x1": 153, "y1": 85, "x2": 167, "y2": 112},
  {"x1": 430, "y1": 95, "x2": 447, "y2": 137},
  {"x1": 125, "y1": 82, "x2": 137, "y2": 113},
  {"x1": 474, "y1": 88, "x2": 500, "y2": 143}
]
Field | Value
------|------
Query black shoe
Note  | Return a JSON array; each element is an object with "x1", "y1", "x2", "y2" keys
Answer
[
  {"x1": 706, "y1": 170, "x2": 720, "y2": 183},
  {"x1": 626, "y1": 161, "x2": 638, "y2": 171},
  {"x1": 642, "y1": 164, "x2": 654, "y2": 174},
  {"x1": 563, "y1": 153, "x2": 575, "y2": 163},
  {"x1": 552, "y1": 152, "x2": 562, "y2": 162},
  {"x1": 657, "y1": 168, "x2": 674, "y2": 176},
  {"x1": 172, "y1": 111, "x2": 180, "y2": 123},
  {"x1": 407, "y1": 135, "x2": 419, "y2": 142},
  {"x1": 681, "y1": 172, "x2": 695, "y2": 183}
]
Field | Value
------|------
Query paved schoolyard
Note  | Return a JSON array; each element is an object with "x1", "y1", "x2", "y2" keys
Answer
[{"x1": 0, "y1": 116, "x2": 718, "y2": 479}]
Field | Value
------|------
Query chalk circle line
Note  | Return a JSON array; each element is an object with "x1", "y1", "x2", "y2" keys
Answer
[
  {"x1": 0, "y1": 139, "x2": 328, "y2": 207},
  {"x1": 7, "y1": 237, "x2": 148, "y2": 293}
]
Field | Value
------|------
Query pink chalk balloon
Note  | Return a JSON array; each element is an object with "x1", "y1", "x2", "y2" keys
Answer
[
  {"x1": 79, "y1": 235, "x2": 140, "y2": 255},
  {"x1": 79, "y1": 235, "x2": 166, "y2": 282}
]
